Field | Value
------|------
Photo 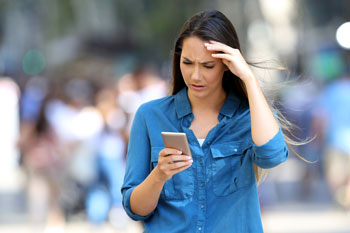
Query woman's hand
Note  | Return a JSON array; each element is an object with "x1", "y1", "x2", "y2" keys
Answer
[
  {"x1": 129, "y1": 148, "x2": 192, "y2": 217},
  {"x1": 204, "y1": 40, "x2": 255, "y2": 83},
  {"x1": 205, "y1": 42, "x2": 280, "y2": 146},
  {"x1": 154, "y1": 148, "x2": 193, "y2": 182}
]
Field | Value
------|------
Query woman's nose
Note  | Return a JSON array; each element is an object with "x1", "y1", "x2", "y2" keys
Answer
[{"x1": 191, "y1": 65, "x2": 201, "y2": 80}]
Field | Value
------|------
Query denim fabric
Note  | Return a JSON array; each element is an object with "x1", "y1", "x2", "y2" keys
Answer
[{"x1": 121, "y1": 87, "x2": 288, "y2": 233}]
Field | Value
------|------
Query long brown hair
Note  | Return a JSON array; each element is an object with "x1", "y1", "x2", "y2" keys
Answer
[{"x1": 170, "y1": 10, "x2": 307, "y2": 183}]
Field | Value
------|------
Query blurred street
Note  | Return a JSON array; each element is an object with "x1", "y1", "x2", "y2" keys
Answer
[
  {"x1": 263, "y1": 203, "x2": 350, "y2": 233},
  {"x1": 0, "y1": 188, "x2": 144, "y2": 233},
  {"x1": 1, "y1": 0, "x2": 350, "y2": 232}
]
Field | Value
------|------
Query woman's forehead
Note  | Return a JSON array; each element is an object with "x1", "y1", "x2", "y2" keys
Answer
[{"x1": 181, "y1": 36, "x2": 214, "y2": 62}]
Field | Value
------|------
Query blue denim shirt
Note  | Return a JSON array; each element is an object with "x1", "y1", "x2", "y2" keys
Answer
[{"x1": 121, "y1": 87, "x2": 288, "y2": 233}]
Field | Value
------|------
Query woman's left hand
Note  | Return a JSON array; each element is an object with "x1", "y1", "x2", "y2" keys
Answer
[{"x1": 205, "y1": 40, "x2": 255, "y2": 83}]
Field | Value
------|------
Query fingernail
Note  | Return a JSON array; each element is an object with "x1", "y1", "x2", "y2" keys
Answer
[
  {"x1": 178, "y1": 150, "x2": 182, "y2": 154},
  {"x1": 190, "y1": 159, "x2": 193, "y2": 163},
  {"x1": 204, "y1": 43, "x2": 209, "y2": 46}
]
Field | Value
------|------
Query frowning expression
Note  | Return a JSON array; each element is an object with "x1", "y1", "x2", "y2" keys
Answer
[{"x1": 180, "y1": 36, "x2": 227, "y2": 100}]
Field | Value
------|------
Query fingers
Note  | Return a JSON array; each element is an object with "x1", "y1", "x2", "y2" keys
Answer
[
  {"x1": 204, "y1": 41, "x2": 239, "y2": 66},
  {"x1": 159, "y1": 148, "x2": 192, "y2": 165},
  {"x1": 164, "y1": 154, "x2": 192, "y2": 163},
  {"x1": 204, "y1": 41, "x2": 237, "y2": 55},
  {"x1": 157, "y1": 159, "x2": 192, "y2": 171},
  {"x1": 155, "y1": 153, "x2": 192, "y2": 181},
  {"x1": 211, "y1": 53, "x2": 232, "y2": 61},
  {"x1": 156, "y1": 147, "x2": 193, "y2": 181},
  {"x1": 168, "y1": 160, "x2": 193, "y2": 170},
  {"x1": 170, "y1": 162, "x2": 193, "y2": 173},
  {"x1": 155, "y1": 160, "x2": 192, "y2": 182},
  {"x1": 159, "y1": 148, "x2": 182, "y2": 157}
]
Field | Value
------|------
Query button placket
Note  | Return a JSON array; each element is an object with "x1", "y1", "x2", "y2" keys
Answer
[{"x1": 196, "y1": 151, "x2": 206, "y2": 232}]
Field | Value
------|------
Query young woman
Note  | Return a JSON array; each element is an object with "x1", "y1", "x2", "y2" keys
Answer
[{"x1": 121, "y1": 10, "x2": 289, "y2": 233}]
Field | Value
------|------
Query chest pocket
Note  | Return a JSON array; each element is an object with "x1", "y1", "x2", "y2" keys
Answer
[
  {"x1": 210, "y1": 142, "x2": 245, "y2": 196},
  {"x1": 151, "y1": 147, "x2": 194, "y2": 200}
]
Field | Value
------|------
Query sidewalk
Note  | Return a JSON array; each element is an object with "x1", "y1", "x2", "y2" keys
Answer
[{"x1": 262, "y1": 202, "x2": 350, "y2": 233}]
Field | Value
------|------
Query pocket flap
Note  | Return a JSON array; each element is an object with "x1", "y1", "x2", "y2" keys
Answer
[
  {"x1": 151, "y1": 147, "x2": 163, "y2": 162},
  {"x1": 210, "y1": 142, "x2": 243, "y2": 158}
]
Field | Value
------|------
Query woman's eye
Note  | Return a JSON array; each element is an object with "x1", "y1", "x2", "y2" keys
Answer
[
  {"x1": 182, "y1": 61, "x2": 192, "y2": 65},
  {"x1": 204, "y1": 66, "x2": 214, "y2": 69}
]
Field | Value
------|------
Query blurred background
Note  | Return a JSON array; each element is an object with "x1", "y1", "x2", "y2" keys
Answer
[{"x1": 0, "y1": 0, "x2": 349, "y2": 232}]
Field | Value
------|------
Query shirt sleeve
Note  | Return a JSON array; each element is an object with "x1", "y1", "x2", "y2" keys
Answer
[
  {"x1": 251, "y1": 127, "x2": 289, "y2": 169},
  {"x1": 121, "y1": 105, "x2": 154, "y2": 221}
]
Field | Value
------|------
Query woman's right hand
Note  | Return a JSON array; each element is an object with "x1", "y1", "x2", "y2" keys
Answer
[{"x1": 154, "y1": 148, "x2": 193, "y2": 182}]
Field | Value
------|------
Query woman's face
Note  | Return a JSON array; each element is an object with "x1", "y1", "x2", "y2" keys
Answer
[{"x1": 180, "y1": 36, "x2": 227, "y2": 100}]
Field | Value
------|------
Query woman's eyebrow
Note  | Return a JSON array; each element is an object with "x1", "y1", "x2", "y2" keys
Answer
[
  {"x1": 200, "y1": 61, "x2": 216, "y2": 65},
  {"x1": 182, "y1": 56, "x2": 216, "y2": 64}
]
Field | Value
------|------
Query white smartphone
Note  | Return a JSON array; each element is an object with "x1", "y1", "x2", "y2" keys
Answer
[{"x1": 161, "y1": 132, "x2": 192, "y2": 157}]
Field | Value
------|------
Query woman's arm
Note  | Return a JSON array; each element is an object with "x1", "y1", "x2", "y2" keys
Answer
[
  {"x1": 122, "y1": 105, "x2": 192, "y2": 218},
  {"x1": 206, "y1": 41, "x2": 279, "y2": 145},
  {"x1": 243, "y1": 77, "x2": 279, "y2": 145},
  {"x1": 129, "y1": 167, "x2": 165, "y2": 216},
  {"x1": 130, "y1": 148, "x2": 192, "y2": 216}
]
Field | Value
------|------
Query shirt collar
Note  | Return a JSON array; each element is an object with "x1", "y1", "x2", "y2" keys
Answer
[
  {"x1": 174, "y1": 87, "x2": 242, "y2": 119},
  {"x1": 175, "y1": 87, "x2": 192, "y2": 118},
  {"x1": 219, "y1": 91, "x2": 242, "y2": 118}
]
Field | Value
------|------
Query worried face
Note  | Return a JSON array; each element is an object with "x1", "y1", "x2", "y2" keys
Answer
[{"x1": 180, "y1": 36, "x2": 227, "y2": 100}]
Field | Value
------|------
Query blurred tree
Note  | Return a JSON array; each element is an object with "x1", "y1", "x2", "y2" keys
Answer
[{"x1": 115, "y1": 0, "x2": 208, "y2": 62}]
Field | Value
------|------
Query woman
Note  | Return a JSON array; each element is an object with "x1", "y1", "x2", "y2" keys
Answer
[{"x1": 121, "y1": 10, "x2": 289, "y2": 233}]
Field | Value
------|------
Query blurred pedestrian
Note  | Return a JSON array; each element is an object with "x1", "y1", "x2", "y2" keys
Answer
[
  {"x1": 121, "y1": 10, "x2": 295, "y2": 232},
  {"x1": 117, "y1": 65, "x2": 168, "y2": 135},
  {"x1": 21, "y1": 96, "x2": 66, "y2": 233},
  {"x1": 44, "y1": 78, "x2": 103, "y2": 220},
  {"x1": 85, "y1": 87, "x2": 129, "y2": 228},
  {"x1": 313, "y1": 74, "x2": 350, "y2": 210}
]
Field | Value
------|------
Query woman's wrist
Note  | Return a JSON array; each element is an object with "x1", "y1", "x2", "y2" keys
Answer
[
  {"x1": 241, "y1": 72, "x2": 257, "y2": 87},
  {"x1": 241, "y1": 75, "x2": 260, "y2": 96},
  {"x1": 151, "y1": 166, "x2": 168, "y2": 184}
]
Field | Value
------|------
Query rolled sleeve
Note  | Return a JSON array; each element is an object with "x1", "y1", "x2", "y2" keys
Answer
[
  {"x1": 251, "y1": 128, "x2": 289, "y2": 169},
  {"x1": 122, "y1": 186, "x2": 153, "y2": 221}
]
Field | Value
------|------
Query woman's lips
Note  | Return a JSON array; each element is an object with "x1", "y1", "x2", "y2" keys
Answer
[{"x1": 191, "y1": 84, "x2": 205, "y2": 91}]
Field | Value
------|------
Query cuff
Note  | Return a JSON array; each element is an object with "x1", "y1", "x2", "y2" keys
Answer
[
  {"x1": 122, "y1": 187, "x2": 154, "y2": 221},
  {"x1": 252, "y1": 128, "x2": 289, "y2": 168}
]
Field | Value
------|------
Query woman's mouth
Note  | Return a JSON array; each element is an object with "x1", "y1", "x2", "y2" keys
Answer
[{"x1": 191, "y1": 84, "x2": 205, "y2": 91}]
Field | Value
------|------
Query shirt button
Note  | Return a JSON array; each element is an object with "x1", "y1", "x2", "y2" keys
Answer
[
  {"x1": 201, "y1": 205, "x2": 204, "y2": 209},
  {"x1": 198, "y1": 227, "x2": 202, "y2": 231},
  {"x1": 234, "y1": 148, "x2": 238, "y2": 152},
  {"x1": 200, "y1": 183, "x2": 204, "y2": 187},
  {"x1": 206, "y1": 141, "x2": 210, "y2": 145}
]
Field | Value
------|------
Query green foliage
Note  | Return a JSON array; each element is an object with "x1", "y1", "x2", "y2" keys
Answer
[{"x1": 115, "y1": 0, "x2": 208, "y2": 61}]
